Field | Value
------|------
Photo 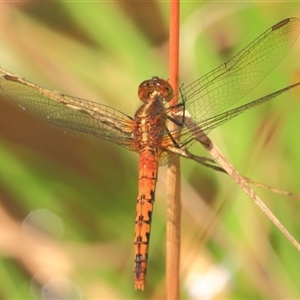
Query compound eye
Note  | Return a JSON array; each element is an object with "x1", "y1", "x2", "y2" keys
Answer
[
  {"x1": 137, "y1": 77, "x2": 173, "y2": 103},
  {"x1": 137, "y1": 79, "x2": 154, "y2": 102}
]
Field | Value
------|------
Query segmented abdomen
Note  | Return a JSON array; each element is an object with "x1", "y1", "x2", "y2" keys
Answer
[{"x1": 134, "y1": 146, "x2": 159, "y2": 290}]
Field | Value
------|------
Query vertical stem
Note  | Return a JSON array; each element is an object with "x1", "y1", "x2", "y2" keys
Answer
[
  {"x1": 169, "y1": 1, "x2": 180, "y2": 93},
  {"x1": 167, "y1": 0, "x2": 181, "y2": 299}
]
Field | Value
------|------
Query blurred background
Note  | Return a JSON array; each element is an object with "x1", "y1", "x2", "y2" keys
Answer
[{"x1": 0, "y1": 2, "x2": 300, "y2": 299}]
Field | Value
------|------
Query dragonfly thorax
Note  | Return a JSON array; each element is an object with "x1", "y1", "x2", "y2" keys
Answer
[{"x1": 133, "y1": 93, "x2": 168, "y2": 152}]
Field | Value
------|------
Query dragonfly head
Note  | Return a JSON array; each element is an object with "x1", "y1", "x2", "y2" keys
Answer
[{"x1": 138, "y1": 77, "x2": 173, "y2": 103}]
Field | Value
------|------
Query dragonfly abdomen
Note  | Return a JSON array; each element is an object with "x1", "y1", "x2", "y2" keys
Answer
[{"x1": 134, "y1": 146, "x2": 159, "y2": 290}]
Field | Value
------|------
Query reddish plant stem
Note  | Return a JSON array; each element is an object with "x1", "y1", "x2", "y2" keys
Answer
[{"x1": 166, "y1": 0, "x2": 181, "y2": 299}]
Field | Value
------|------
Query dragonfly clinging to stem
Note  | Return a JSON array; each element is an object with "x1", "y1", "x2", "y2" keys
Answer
[{"x1": 0, "y1": 18, "x2": 300, "y2": 290}]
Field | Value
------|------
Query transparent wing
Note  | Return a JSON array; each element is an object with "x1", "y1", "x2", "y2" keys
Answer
[
  {"x1": 0, "y1": 69, "x2": 135, "y2": 151},
  {"x1": 181, "y1": 18, "x2": 300, "y2": 124},
  {"x1": 161, "y1": 19, "x2": 300, "y2": 164}
]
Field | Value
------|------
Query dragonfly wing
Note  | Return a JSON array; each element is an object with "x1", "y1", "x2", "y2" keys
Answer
[
  {"x1": 182, "y1": 18, "x2": 300, "y2": 123},
  {"x1": 177, "y1": 82, "x2": 300, "y2": 148},
  {"x1": 0, "y1": 71, "x2": 135, "y2": 151}
]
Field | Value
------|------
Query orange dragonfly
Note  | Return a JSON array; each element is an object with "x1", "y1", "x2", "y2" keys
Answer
[{"x1": 0, "y1": 18, "x2": 300, "y2": 290}]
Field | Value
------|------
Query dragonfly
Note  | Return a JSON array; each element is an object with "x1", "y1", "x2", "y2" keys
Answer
[{"x1": 0, "y1": 18, "x2": 300, "y2": 290}]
